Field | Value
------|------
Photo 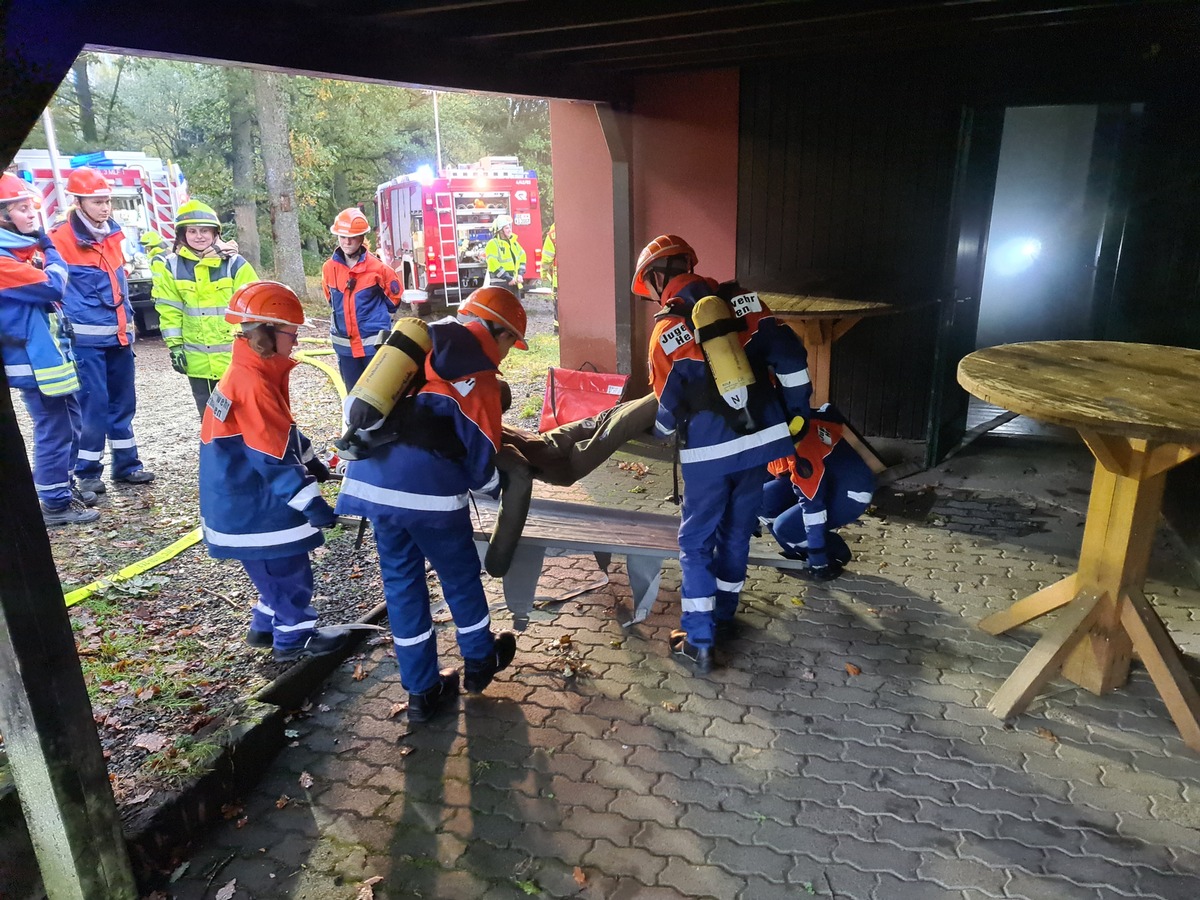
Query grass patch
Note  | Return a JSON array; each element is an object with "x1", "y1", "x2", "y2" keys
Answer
[
  {"x1": 520, "y1": 395, "x2": 543, "y2": 418},
  {"x1": 140, "y1": 735, "x2": 222, "y2": 784},
  {"x1": 500, "y1": 332, "x2": 558, "y2": 383}
]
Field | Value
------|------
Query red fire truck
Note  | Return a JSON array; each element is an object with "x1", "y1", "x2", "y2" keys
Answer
[{"x1": 375, "y1": 156, "x2": 543, "y2": 311}]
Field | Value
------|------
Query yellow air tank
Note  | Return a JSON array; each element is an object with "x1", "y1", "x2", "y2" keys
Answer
[
  {"x1": 692, "y1": 295, "x2": 755, "y2": 411},
  {"x1": 336, "y1": 318, "x2": 431, "y2": 456}
]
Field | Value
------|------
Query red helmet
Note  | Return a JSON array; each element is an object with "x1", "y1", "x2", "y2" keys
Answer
[
  {"x1": 65, "y1": 167, "x2": 113, "y2": 198},
  {"x1": 459, "y1": 287, "x2": 528, "y2": 350},
  {"x1": 225, "y1": 281, "x2": 305, "y2": 327},
  {"x1": 330, "y1": 208, "x2": 370, "y2": 237},
  {"x1": 631, "y1": 234, "x2": 697, "y2": 298},
  {"x1": 0, "y1": 173, "x2": 33, "y2": 206}
]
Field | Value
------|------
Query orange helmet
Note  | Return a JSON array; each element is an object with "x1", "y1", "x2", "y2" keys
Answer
[
  {"x1": 330, "y1": 208, "x2": 370, "y2": 237},
  {"x1": 65, "y1": 167, "x2": 113, "y2": 198},
  {"x1": 631, "y1": 234, "x2": 697, "y2": 298},
  {"x1": 225, "y1": 281, "x2": 305, "y2": 327},
  {"x1": 0, "y1": 172, "x2": 33, "y2": 206},
  {"x1": 459, "y1": 287, "x2": 528, "y2": 350}
]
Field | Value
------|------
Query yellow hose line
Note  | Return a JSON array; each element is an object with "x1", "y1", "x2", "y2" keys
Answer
[
  {"x1": 63, "y1": 351, "x2": 348, "y2": 608},
  {"x1": 64, "y1": 528, "x2": 204, "y2": 608},
  {"x1": 295, "y1": 349, "x2": 347, "y2": 401}
]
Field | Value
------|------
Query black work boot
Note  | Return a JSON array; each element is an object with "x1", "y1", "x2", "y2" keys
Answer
[
  {"x1": 408, "y1": 669, "x2": 461, "y2": 724},
  {"x1": 463, "y1": 631, "x2": 517, "y2": 693},
  {"x1": 669, "y1": 630, "x2": 714, "y2": 675},
  {"x1": 272, "y1": 626, "x2": 350, "y2": 663}
]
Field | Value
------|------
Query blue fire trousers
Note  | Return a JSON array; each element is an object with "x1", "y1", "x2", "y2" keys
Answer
[
  {"x1": 373, "y1": 514, "x2": 497, "y2": 696},
  {"x1": 242, "y1": 554, "x2": 318, "y2": 652},
  {"x1": 336, "y1": 353, "x2": 371, "y2": 393},
  {"x1": 678, "y1": 465, "x2": 763, "y2": 648},
  {"x1": 73, "y1": 344, "x2": 145, "y2": 480},
  {"x1": 20, "y1": 388, "x2": 82, "y2": 509}
]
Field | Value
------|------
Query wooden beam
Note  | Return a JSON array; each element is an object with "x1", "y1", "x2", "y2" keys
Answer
[
  {"x1": 978, "y1": 573, "x2": 1078, "y2": 635},
  {"x1": 1121, "y1": 590, "x2": 1200, "y2": 752},
  {"x1": 0, "y1": 384, "x2": 137, "y2": 900}
]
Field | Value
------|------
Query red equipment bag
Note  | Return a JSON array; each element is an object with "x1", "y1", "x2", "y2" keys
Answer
[{"x1": 538, "y1": 364, "x2": 629, "y2": 433}]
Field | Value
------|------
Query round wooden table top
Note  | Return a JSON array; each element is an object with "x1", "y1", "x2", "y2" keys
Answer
[
  {"x1": 756, "y1": 293, "x2": 893, "y2": 318},
  {"x1": 958, "y1": 341, "x2": 1200, "y2": 443}
]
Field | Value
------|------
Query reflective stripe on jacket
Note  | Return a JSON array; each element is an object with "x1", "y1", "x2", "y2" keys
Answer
[
  {"x1": 199, "y1": 339, "x2": 323, "y2": 560},
  {"x1": 49, "y1": 212, "x2": 132, "y2": 348},
  {"x1": 153, "y1": 248, "x2": 257, "y2": 381},
  {"x1": 322, "y1": 249, "x2": 401, "y2": 358},
  {"x1": 484, "y1": 235, "x2": 526, "y2": 281}
]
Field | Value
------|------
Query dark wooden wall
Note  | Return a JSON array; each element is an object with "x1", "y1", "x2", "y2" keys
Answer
[{"x1": 737, "y1": 64, "x2": 961, "y2": 440}]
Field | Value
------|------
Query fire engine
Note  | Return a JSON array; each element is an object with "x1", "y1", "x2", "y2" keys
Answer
[
  {"x1": 12, "y1": 149, "x2": 188, "y2": 332},
  {"x1": 375, "y1": 156, "x2": 543, "y2": 312}
]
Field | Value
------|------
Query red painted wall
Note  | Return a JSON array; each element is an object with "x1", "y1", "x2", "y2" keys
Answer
[
  {"x1": 550, "y1": 69, "x2": 740, "y2": 382},
  {"x1": 548, "y1": 100, "x2": 619, "y2": 373}
]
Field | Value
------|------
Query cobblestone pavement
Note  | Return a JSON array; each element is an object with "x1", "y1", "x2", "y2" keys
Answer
[{"x1": 168, "y1": 440, "x2": 1200, "y2": 900}]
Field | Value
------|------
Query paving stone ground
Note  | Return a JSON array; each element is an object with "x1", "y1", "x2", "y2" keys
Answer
[{"x1": 167, "y1": 438, "x2": 1200, "y2": 900}]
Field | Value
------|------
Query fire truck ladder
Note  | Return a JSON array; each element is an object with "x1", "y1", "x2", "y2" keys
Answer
[{"x1": 433, "y1": 191, "x2": 464, "y2": 307}]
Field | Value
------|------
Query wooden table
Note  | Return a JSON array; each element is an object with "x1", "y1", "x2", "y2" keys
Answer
[
  {"x1": 958, "y1": 341, "x2": 1200, "y2": 751},
  {"x1": 757, "y1": 293, "x2": 893, "y2": 407}
]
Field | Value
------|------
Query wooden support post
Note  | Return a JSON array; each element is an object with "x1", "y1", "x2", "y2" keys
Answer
[
  {"x1": 0, "y1": 387, "x2": 137, "y2": 900},
  {"x1": 1120, "y1": 591, "x2": 1200, "y2": 752},
  {"x1": 978, "y1": 573, "x2": 1078, "y2": 635},
  {"x1": 1060, "y1": 450, "x2": 1164, "y2": 694}
]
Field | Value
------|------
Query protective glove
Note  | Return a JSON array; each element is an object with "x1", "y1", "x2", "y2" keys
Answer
[
  {"x1": 303, "y1": 496, "x2": 338, "y2": 528},
  {"x1": 36, "y1": 230, "x2": 55, "y2": 251},
  {"x1": 305, "y1": 457, "x2": 332, "y2": 483},
  {"x1": 169, "y1": 347, "x2": 188, "y2": 374}
]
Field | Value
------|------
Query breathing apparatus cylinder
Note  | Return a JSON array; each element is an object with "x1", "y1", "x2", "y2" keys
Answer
[
  {"x1": 692, "y1": 294, "x2": 755, "y2": 412},
  {"x1": 336, "y1": 317, "x2": 431, "y2": 458}
]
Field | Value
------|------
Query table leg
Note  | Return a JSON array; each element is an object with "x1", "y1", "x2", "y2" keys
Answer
[
  {"x1": 988, "y1": 590, "x2": 1105, "y2": 719},
  {"x1": 786, "y1": 319, "x2": 834, "y2": 407},
  {"x1": 1059, "y1": 456, "x2": 1165, "y2": 694},
  {"x1": 979, "y1": 573, "x2": 1078, "y2": 635},
  {"x1": 1120, "y1": 589, "x2": 1200, "y2": 752}
]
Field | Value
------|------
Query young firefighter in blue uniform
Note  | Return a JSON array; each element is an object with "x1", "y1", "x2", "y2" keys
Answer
[
  {"x1": 761, "y1": 405, "x2": 876, "y2": 579},
  {"x1": 200, "y1": 281, "x2": 348, "y2": 662},
  {"x1": 322, "y1": 207, "x2": 402, "y2": 390},
  {"x1": 49, "y1": 167, "x2": 154, "y2": 494},
  {"x1": 634, "y1": 234, "x2": 813, "y2": 674},
  {"x1": 0, "y1": 173, "x2": 98, "y2": 526},
  {"x1": 337, "y1": 287, "x2": 524, "y2": 722}
]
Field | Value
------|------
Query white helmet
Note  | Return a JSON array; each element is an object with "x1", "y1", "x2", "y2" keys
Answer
[{"x1": 493, "y1": 214, "x2": 513, "y2": 232}]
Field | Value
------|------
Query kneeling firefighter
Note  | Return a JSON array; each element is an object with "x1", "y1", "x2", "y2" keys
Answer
[
  {"x1": 635, "y1": 233, "x2": 814, "y2": 674},
  {"x1": 760, "y1": 405, "x2": 876, "y2": 581},
  {"x1": 336, "y1": 287, "x2": 526, "y2": 723}
]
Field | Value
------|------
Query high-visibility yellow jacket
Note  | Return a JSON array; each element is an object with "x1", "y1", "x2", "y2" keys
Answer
[
  {"x1": 153, "y1": 247, "x2": 257, "y2": 381},
  {"x1": 540, "y1": 228, "x2": 557, "y2": 290},
  {"x1": 484, "y1": 234, "x2": 526, "y2": 285}
]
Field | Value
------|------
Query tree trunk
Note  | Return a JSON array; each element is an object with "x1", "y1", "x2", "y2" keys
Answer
[
  {"x1": 226, "y1": 68, "x2": 262, "y2": 270},
  {"x1": 332, "y1": 168, "x2": 349, "y2": 209},
  {"x1": 72, "y1": 56, "x2": 97, "y2": 143},
  {"x1": 251, "y1": 69, "x2": 306, "y2": 298}
]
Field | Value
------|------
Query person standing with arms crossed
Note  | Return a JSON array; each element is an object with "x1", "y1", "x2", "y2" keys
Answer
[
  {"x1": 154, "y1": 200, "x2": 257, "y2": 416},
  {"x1": 322, "y1": 207, "x2": 402, "y2": 390},
  {"x1": 49, "y1": 167, "x2": 154, "y2": 494}
]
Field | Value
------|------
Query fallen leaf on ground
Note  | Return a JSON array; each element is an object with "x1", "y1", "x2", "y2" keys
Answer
[
  {"x1": 221, "y1": 803, "x2": 244, "y2": 820},
  {"x1": 352, "y1": 663, "x2": 366, "y2": 681},
  {"x1": 128, "y1": 788, "x2": 154, "y2": 805},
  {"x1": 132, "y1": 732, "x2": 169, "y2": 753},
  {"x1": 397, "y1": 745, "x2": 414, "y2": 757},
  {"x1": 661, "y1": 701, "x2": 680, "y2": 713},
  {"x1": 356, "y1": 875, "x2": 384, "y2": 899},
  {"x1": 388, "y1": 702, "x2": 408, "y2": 718},
  {"x1": 801, "y1": 668, "x2": 817, "y2": 681},
  {"x1": 276, "y1": 795, "x2": 291, "y2": 809},
  {"x1": 215, "y1": 879, "x2": 237, "y2": 900},
  {"x1": 299, "y1": 771, "x2": 315, "y2": 790},
  {"x1": 845, "y1": 663, "x2": 862, "y2": 676},
  {"x1": 573, "y1": 866, "x2": 587, "y2": 886},
  {"x1": 1035, "y1": 727, "x2": 1059, "y2": 743},
  {"x1": 790, "y1": 597, "x2": 805, "y2": 607},
  {"x1": 235, "y1": 816, "x2": 249, "y2": 829}
]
